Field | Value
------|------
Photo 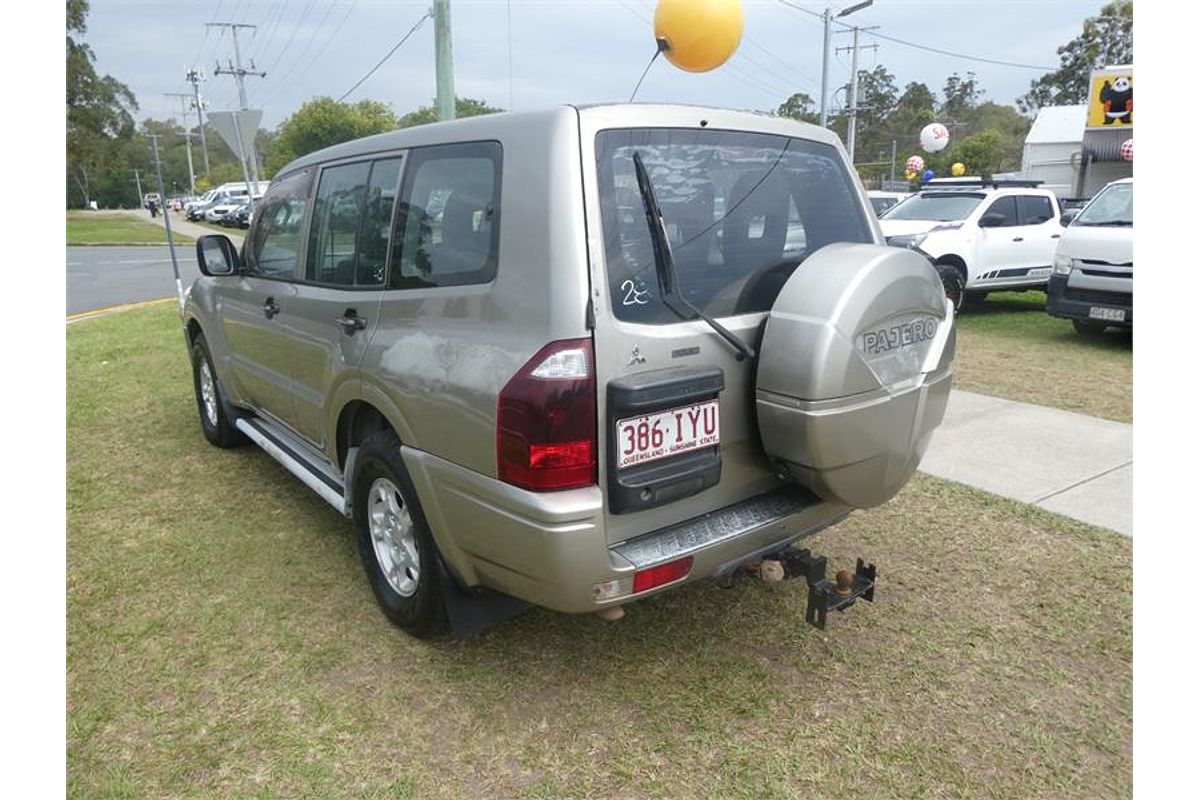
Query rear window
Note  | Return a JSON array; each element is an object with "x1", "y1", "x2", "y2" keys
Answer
[
  {"x1": 596, "y1": 128, "x2": 872, "y2": 323},
  {"x1": 883, "y1": 192, "x2": 984, "y2": 221}
]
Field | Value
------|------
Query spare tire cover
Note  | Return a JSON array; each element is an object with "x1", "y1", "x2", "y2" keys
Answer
[{"x1": 756, "y1": 242, "x2": 955, "y2": 508}]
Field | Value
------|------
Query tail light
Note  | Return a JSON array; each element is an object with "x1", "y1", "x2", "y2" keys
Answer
[{"x1": 497, "y1": 338, "x2": 596, "y2": 491}]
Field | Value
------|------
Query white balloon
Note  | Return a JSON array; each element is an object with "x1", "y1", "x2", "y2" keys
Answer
[{"x1": 920, "y1": 123, "x2": 950, "y2": 154}]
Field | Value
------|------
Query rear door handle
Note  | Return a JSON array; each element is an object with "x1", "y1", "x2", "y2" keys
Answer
[
  {"x1": 1011, "y1": 237, "x2": 1024, "y2": 242},
  {"x1": 1051, "y1": 234, "x2": 1061, "y2": 239},
  {"x1": 262, "y1": 297, "x2": 280, "y2": 319},
  {"x1": 336, "y1": 308, "x2": 368, "y2": 335}
]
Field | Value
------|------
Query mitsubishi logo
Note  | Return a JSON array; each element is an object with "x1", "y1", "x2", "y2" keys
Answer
[{"x1": 627, "y1": 344, "x2": 646, "y2": 366}]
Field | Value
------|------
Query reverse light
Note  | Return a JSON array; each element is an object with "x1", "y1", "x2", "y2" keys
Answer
[
  {"x1": 632, "y1": 556, "x2": 694, "y2": 594},
  {"x1": 497, "y1": 339, "x2": 597, "y2": 491}
]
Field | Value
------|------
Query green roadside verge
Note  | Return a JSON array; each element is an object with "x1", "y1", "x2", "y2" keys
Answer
[
  {"x1": 67, "y1": 210, "x2": 195, "y2": 246},
  {"x1": 67, "y1": 304, "x2": 1131, "y2": 799}
]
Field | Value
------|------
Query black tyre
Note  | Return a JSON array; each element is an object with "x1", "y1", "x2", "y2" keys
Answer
[
  {"x1": 191, "y1": 334, "x2": 246, "y2": 448},
  {"x1": 936, "y1": 265, "x2": 966, "y2": 313},
  {"x1": 1073, "y1": 319, "x2": 1107, "y2": 336},
  {"x1": 352, "y1": 429, "x2": 449, "y2": 638}
]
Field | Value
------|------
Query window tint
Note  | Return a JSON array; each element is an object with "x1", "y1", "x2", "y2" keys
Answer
[
  {"x1": 392, "y1": 142, "x2": 501, "y2": 289},
  {"x1": 981, "y1": 196, "x2": 1018, "y2": 227},
  {"x1": 357, "y1": 158, "x2": 403, "y2": 286},
  {"x1": 244, "y1": 167, "x2": 313, "y2": 278},
  {"x1": 1017, "y1": 194, "x2": 1053, "y2": 225},
  {"x1": 596, "y1": 128, "x2": 872, "y2": 323},
  {"x1": 306, "y1": 161, "x2": 370, "y2": 286}
]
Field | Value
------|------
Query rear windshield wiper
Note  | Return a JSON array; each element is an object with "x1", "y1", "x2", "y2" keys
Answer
[{"x1": 631, "y1": 151, "x2": 755, "y2": 362}]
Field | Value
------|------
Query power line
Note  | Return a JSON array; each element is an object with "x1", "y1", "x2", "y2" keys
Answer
[
  {"x1": 338, "y1": 10, "x2": 432, "y2": 103},
  {"x1": 775, "y1": 0, "x2": 1055, "y2": 71},
  {"x1": 259, "y1": 1, "x2": 360, "y2": 108}
]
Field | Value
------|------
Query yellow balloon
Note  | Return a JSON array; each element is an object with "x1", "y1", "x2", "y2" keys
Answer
[
  {"x1": 654, "y1": 0, "x2": 744, "y2": 73},
  {"x1": 904, "y1": 171, "x2": 916, "y2": 181},
  {"x1": 951, "y1": 162, "x2": 966, "y2": 177}
]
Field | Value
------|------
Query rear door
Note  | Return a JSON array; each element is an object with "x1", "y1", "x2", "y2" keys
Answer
[
  {"x1": 283, "y1": 156, "x2": 403, "y2": 448},
  {"x1": 577, "y1": 108, "x2": 875, "y2": 545}
]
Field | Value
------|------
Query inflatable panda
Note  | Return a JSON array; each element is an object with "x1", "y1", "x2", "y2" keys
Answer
[{"x1": 1100, "y1": 76, "x2": 1132, "y2": 125}]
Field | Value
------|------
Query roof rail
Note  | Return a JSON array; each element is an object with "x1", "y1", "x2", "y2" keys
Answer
[{"x1": 925, "y1": 177, "x2": 1045, "y2": 189}]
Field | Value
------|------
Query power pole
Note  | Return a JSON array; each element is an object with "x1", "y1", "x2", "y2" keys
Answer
[
  {"x1": 836, "y1": 26, "x2": 878, "y2": 165},
  {"x1": 131, "y1": 169, "x2": 144, "y2": 204},
  {"x1": 818, "y1": 1, "x2": 873, "y2": 129},
  {"x1": 186, "y1": 68, "x2": 211, "y2": 174},
  {"x1": 433, "y1": 0, "x2": 456, "y2": 121},
  {"x1": 165, "y1": 92, "x2": 198, "y2": 194},
  {"x1": 147, "y1": 134, "x2": 186, "y2": 319},
  {"x1": 208, "y1": 21, "x2": 265, "y2": 185}
]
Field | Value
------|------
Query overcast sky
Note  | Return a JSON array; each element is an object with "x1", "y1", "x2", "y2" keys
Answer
[{"x1": 80, "y1": 0, "x2": 1115, "y2": 133}]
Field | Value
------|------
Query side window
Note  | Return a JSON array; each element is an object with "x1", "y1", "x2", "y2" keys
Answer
[
  {"x1": 244, "y1": 168, "x2": 314, "y2": 278},
  {"x1": 391, "y1": 141, "x2": 501, "y2": 289},
  {"x1": 1017, "y1": 194, "x2": 1054, "y2": 225},
  {"x1": 356, "y1": 158, "x2": 403, "y2": 287},
  {"x1": 306, "y1": 162, "x2": 370, "y2": 286},
  {"x1": 981, "y1": 195, "x2": 1018, "y2": 227}
]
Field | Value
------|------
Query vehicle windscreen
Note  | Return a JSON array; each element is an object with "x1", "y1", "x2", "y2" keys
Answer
[
  {"x1": 596, "y1": 128, "x2": 872, "y2": 323},
  {"x1": 1074, "y1": 182, "x2": 1132, "y2": 226},
  {"x1": 881, "y1": 192, "x2": 984, "y2": 222}
]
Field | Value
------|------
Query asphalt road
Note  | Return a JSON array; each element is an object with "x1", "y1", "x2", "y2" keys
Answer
[{"x1": 66, "y1": 246, "x2": 201, "y2": 316}]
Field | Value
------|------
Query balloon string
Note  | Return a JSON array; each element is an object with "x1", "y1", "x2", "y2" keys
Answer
[{"x1": 630, "y1": 38, "x2": 670, "y2": 103}]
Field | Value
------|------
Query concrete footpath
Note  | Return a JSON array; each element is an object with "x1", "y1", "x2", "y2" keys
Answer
[
  {"x1": 147, "y1": 209, "x2": 243, "y2": 249},
  {"x1": 145, "y1": 211, "x2": 1133, "y2": 537},
  {"x1": 919, "y1": 390, "x2": 1132, "y2": 536}
]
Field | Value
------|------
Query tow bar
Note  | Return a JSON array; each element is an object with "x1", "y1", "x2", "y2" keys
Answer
[{"x1": 740, "y1": 548, "x2": 877, "y2": 630}]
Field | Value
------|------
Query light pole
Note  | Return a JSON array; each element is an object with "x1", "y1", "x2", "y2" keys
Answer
[{"x1": 819, "y1": 0, "x2": 873, "y2": 128}]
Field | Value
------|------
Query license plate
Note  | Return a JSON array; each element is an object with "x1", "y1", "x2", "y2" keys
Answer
[
  {"x1": 1027, "y1": 267, "x2": 1051, "y2": 279},
  {"x1": 1088, "y1": 306, "x2": 1125, "y2": 321},
  {"x1": 616, "y1": 400, "x2": 719, "y2": 470}
]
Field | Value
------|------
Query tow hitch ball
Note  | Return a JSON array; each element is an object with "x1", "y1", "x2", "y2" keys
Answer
[{"x1": 755, "y1": 549, "x2": 876, "y2": 630}]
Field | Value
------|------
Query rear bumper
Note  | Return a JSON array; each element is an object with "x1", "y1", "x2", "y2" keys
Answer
[
  {"x1": 401, "y1": 447, "x2": 848, "y2": 614},
  {"x1": 1046, "y1": 274, "x2": 1133, "y2": 324}
]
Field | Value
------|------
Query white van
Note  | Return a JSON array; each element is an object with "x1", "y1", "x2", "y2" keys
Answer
[{"x1": 1046, "y1": 177, "x2": 1132, "y2": 333}]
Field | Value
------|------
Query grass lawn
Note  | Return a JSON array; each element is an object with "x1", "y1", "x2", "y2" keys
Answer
[
  {"x1": 66, "y1": 210, "x2": 194, "y2": 246},
  {"x1": 68, "y1": 305, "x2": 1131, "y2": 799},
  {"x1": 953, "y1": 291, "x2": 1132, "y2": 422}
]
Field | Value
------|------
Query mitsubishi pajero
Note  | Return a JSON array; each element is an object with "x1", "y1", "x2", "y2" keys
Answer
[{"x1": 186, "y1": 104, "x2": 956, "y2": 637}]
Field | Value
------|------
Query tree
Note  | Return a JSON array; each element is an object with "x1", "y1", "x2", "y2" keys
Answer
[
  {"x1": 266, "y1": 97, "x2": 397, "y2": 175},
  {"x1": 776, "y1": 92, "x2": 818, "y2": 124},
  {"x1": 941, "y1": 72, "x2": 983, "y2": 120},
  {"x1": 67, "y1": 0, "x2": 138, "y2": 207},
  {"x1": 397, "y1": 97, "x2": 503, "y2": 129},
  {"x1": 1018, "y1": 1, "x2": 1133, "y2": 114}
]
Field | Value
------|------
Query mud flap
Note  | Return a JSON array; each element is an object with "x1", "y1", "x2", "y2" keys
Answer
[{"x1": 437, "y1": 556, "x2": 531, "y2": 637}]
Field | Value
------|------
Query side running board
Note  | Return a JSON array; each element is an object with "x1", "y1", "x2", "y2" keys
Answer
[{"x1": 235, "y1": 417, "x2": 350, "y2": 516}]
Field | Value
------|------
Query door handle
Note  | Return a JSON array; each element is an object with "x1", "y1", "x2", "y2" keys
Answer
[
  {"x1": 336, "y1": 309, "x2": 368, "y2": 334},
  {"x1": 1051, "y1": 234, "x2": 1061, "y2": 239},
  {"x1": 1011, "y1": 237, "x2": 1024, "y2": 242},
  {"x1": 262, "y1": 297, "x2": 280, "y2": 319}
]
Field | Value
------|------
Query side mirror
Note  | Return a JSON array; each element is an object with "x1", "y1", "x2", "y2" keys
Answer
[
  {"x1": 978, "y1": 213, "x2": 1005, "y2": 228},
  {"x1": 196, "y1": 235, "x2": 240, "y2": 276},
  {"x1": 1060, "y1": 211, "x2": 1077, "y2": 227}
]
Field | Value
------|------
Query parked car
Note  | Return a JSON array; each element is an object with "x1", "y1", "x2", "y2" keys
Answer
[
  {"x1": 218, "y1": 201, "x2": 248, "y2": 227},
  {"x1": 866, "y1": 190, "x2": 908, "y2": 217},
  {"x1": 142, "y1": 192, "x2": 161, "y2": 210},
  {"x1": 1046, "y1": 177, "x2": 1132, "y2": 333},
  {"x1": 186, "y1": 104, "x2": 955, "y2": 638},
  {"x1": 879, "y1": 178, "x2": 1062, "y2": 310},
  {"x1": 185, "y1": 190, "x2": 218, "y2": 219},
  {"x1": 204, "y1": 198, "x2": 244, "y2": 223}
]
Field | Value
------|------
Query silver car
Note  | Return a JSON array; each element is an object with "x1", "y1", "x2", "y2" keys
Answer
[{"x1": 186, "y1": 104, "x2": 955, "y2": 638}]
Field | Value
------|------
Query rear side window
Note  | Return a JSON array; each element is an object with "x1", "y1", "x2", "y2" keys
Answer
[
  {"x1": 595, "y1": 128, "x2": 872, "y2": 323},
  {"x1": 391, "y1": 141, "x2": 502, "y2": 289},
  {"x1": 1017, "y1": 195, "x2": 1053, "y2": 225},
  {"x1": 306, "y1": 162, "x2": 371, "y2": 286},
  {"x1": 981, "y1": 196, "x2": 1018, "y2": 227},
  {"x1": 244, "y1": 167, "x2": 314, "y2": 279}
]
